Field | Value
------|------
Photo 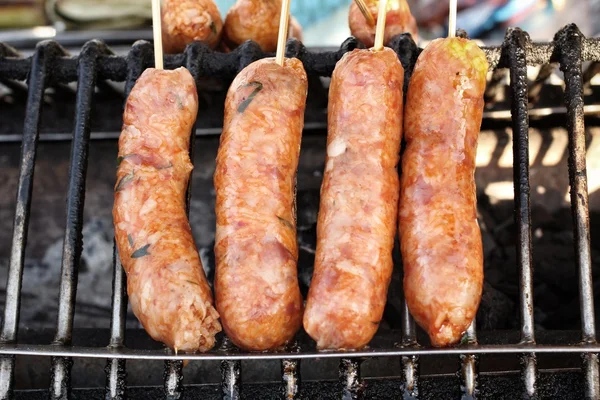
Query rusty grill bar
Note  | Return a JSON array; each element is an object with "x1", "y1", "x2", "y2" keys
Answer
[{"x1": 0, "y1": 24, "x2": 599, "y2": 399}]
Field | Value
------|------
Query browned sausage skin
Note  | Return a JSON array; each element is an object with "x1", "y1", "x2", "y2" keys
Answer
[
  {"x1": 349, "y1": 0, "x2": 418, "y2": 48},
  {"x1": 223, "y1": 0, "x2": 303, "y2": 52},
  {"x1": 400, "y1": 37, "x2": 488, "y2": 347},
  {"x1": 214, "y1": 58, "x2": 307, "y2": 351},
  {"x1": 303, "y1": 47, "x2": 404, "y2": 350},
  {"x1": 161, "y1": 0, "x2": 223, "y2": 53},
  {"x1": 113, "y1": 67, "x2": 221, "y2": 352}
]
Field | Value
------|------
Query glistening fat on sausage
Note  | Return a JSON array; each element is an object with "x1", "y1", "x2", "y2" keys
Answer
[
  {"x1": 400, "y1": 37, "x2": 488, "y2": 347},
  {"x1": 303, "y1": 47, "x2": 404, "y2": 350},
  {"x1": 214, "y1": 57, "x2": 307, "y2": 351},
  {"x1": 113, "y1": 67, "x2": 221, "y2": 352}
]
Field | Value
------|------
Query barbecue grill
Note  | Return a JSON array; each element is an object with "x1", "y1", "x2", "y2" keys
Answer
[{"x1": 0, "y1": 23, "x2": 599, "y2": 399}]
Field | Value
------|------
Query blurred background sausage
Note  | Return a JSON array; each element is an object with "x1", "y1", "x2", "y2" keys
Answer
[
  {"x1": 161, "y1": 0, "x2": 223, "y2": 53},
  {"x1": 222, "y1": 0, "x2": 302, "y2": 52},
  {"x1": 349, "y1": 0, "x2": 418, "y2": 47}
]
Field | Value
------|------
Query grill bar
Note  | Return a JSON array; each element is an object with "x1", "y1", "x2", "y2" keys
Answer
[
  {"x1": 5, "y1": 342, "x2": 600, "y2": 359},
  {"x1": 0, "y1": 40, "x2": 59, "y2": 400},
  {"x1": 506, "y1": 28, "x2": 538, "y2": 399},
  {"x1": 460, "y1": 321, "x2": 478, "y2": 399},
  {"x1": 281, "y1": 342, "x2": 300, "y2": 399},
  {"x1": 400, "y1": 300, "x2": 419, "y2": 399},
  {"x1": 339, "y1": 358, "x2": 363, "y2": 400},
  {"x1": 104, "y1": 254, "x2": 127, "y2": 400},
  {"x1": 3, "y1": 38, "x2": 600, "y2": 84},
  {"x1": 164, "y1": 360, "x2": 184, "y2": 399},
  {"x1": 557, "y1": 24, "x2": 600, "y2": 399},
  {"x1": 50, "y1": 40, "x2": 103, "y2": 400},
  {"x1": 221, "y1": 360, "x2": 241, "y2": 400},
  {"x1": 282, "y1": 358, "x2": 300, "y2": 399}
]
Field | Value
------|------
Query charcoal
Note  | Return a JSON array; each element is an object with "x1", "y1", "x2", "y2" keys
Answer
[{"x1": 477, "y1": 282, "x2": 516, "y2": 330}]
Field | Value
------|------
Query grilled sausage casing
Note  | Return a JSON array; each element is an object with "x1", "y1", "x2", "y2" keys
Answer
[
  {"x1": 303, "y1": 48, "x2": 404, "y2": 350},
  {"x1": 400, "y1": 38, "x2": 488, "y2": 347},
  {"x1": 223, "y1": 0, "x2": 302, "y2": 52},
  {"x1": 161, "y1": 0, "x2": 223, "y2": 53},
  {"x1": 113, "y1": 68, "x2": 221, "y2": 352},
  {"x1": 349, "y1": 0, "x2": 418, "y2": 48},
  {"x1": 214, "y1": 58, "x2": 307, "y2": 351}
]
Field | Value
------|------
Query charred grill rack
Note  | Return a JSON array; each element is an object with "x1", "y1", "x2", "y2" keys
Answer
[{"x1": 0, "y1": 23, "x2": 599, "y2": 399}]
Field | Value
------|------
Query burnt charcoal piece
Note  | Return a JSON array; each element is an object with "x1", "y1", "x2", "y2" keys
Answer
[{"x1": 476, "y1": 282, "x2": 516, "y2": 330}]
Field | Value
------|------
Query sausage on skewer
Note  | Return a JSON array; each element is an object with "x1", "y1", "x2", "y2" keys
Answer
[
  {"x1": 113, "y1": 67, "x2": 221, "y2": 352},
  {"x1": 303, "y1": 47, "x2": 404, "y2": 350},
  {"x1": 222, "y1": 0, "x2": 303, "y2": 52},
  {"x1": 214, "y1": 57, "x2": 307, "y2": 351},
  {"x1": 400, "y1": 37, "x2": 488, "y2": 347},
  {"x1": 349, "y1": 0, "x2": 418, "y2": 48},
  {"x1": 161, "y1": 0, "x2": 223, "y2": 53}
]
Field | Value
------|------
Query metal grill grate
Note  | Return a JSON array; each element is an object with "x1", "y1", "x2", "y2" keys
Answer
[{"x1": 0, "y1": 23, "x2": 599, "y2": 399}]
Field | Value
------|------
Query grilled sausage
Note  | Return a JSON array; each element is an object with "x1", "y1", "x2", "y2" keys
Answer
[
  {"x1": 214, "y1": 58, "x2": 307, "y2": 351},
  {"x1": 113, "y1": 67, "x2": 221, "y2": 352},
  {"x1": 161, "y1": 0, "x2": 223, "y2": 53},
  {"x1": 222, "y1": 0, "x2": 303, "y2": 52},
  {"x1": 349, "y1": 0, "x2": 418, "y2": 48},
  {"x1": 303, "y1": 47, "x2": 404, "y2": 350},
  {"x1": 400, "y1": 37, "x2": 488, "y2": 347}
]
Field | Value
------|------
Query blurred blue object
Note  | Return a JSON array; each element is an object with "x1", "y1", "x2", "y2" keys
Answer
[
  {"x1": 456, "y1": 0, "x2": 546, "y2": 38},
  {"x1": 214, "y1": 0, "x2": 350, "y2": 27}
]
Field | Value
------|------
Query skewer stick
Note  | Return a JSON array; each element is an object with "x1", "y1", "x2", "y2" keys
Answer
[
  {"x1": 275, "y1": 0, "x2": 292, "y2": 66},
  {"x1": 448, "y1": 0, "x2": 457, "y2": 38},
  {"x1": 373, "y1": 0, "x2": 387, "y2": 51},
  {"x1": 355, "y1": 0, "x2": 375, "y2": 26},
  {"x1": 152, "y1": 0, "x2": 164, "y2": 69}
]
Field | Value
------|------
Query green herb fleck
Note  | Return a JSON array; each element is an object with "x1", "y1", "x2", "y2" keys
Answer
[
  {"x1": 460, "y1": 335, "x2": 470, "y2": 345},
  {"x1": 115, "y1": 171, "x2": 134, "y2": 192},
  {"x1": 175, "y1": 95, "x2": 184, "y2": 110},
  {"x1": 157, "y1": 161, "x2": 173, "y2": 170},
  {"x1": 237, "y1": 81, "x2": 263, "y2": 113},
  {"x1": 131, "y1": 243, "x2": 151, "y2": 259},
  {"x1": 209, "y1": 21, "x2": 217, "y2": 35},
  {"x1": 127, "y1": 234, "x2": 134, "y2": 247},
  {"x1": 186, "y1": 280, "x2": 199, "y2": 286},
  {"x1": 276, "y1": 215, "x2": 294, "y2": 230},
  {"x1": 116, "y1": 154, "x2": 138, "y2": 167}
]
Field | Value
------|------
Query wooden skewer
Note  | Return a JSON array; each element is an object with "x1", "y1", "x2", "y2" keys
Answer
[
  {"x1": 354, "y1": 0, "x2": 375, "y2": 26},
  {"x1": 448, "y1": 0, "x2": 457, "y2": 38},
  {"x1": 373, "y1": 0, "x2": 387, "y2": 51},
  {"x1": 152, "y1": 0, "x2": 164, "y2": 69},
  {"x1": 275, "y1": 0, "x2": 292, "y2": 66}
]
